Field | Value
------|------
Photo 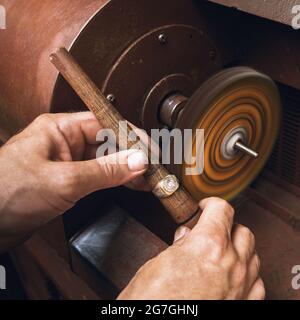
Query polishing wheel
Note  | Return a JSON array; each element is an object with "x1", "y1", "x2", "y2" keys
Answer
[{"x1": 162, "y1": 67, "x2": 281, "y2": 201}]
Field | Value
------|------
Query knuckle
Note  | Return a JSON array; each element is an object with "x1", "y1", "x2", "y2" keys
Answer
[
  {"x1": 239, "y1": 225, "x2": 255, "y2": 246},
  {"x1": 210, "y1": 197, "x2": 235, "y2": 216},
  {"x1": 201, "y1": 234, "x2": 227, "y2": 263},
  {"x1": 33, "y1": 114, "x2": 58, "y2": 133},
  {"x1": 224, "y1": 202, "x2": 235, "y2": 217},
  {"x1": 35, "y1": 113, "x2": 54, "y2": 125}
]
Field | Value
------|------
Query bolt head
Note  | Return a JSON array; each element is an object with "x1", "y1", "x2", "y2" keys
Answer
[
  {"x1": 107, "y1": 94, "x2": 116, "y2": 103},
  {"x1": 158, "y1": 33, "x2": 167, "y2": 44}
]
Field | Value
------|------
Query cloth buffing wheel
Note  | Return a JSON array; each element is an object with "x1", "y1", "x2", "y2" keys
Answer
[{"x1": 173, "y1": 67, "x2": 281, "y2": 201}]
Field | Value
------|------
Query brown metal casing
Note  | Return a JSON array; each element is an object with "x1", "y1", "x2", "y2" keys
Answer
[
  {"x1": 0, "y1": 0, "x2": 110, "y2": 136},
  {"x1": 0, "y1": 0, "x2": 225, "y2": 138}
]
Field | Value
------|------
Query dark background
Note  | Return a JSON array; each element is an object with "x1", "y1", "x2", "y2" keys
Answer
[{"x1": 0, "y1": 253, "x2": 26, "y2": 300}]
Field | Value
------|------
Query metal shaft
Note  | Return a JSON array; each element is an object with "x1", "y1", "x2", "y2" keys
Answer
[
  {"x1": 159, "y1": 93, "x2": 260, "y2": 160},
  {"x1": 234, "y1": 141, "x2": 258, "y2": 158}
]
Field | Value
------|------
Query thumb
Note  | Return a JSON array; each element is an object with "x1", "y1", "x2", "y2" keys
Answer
[
  {"x1": 53, "y1": 149, "x2": 148, "y2": 201},
  {"x1": 173, "y1": 226, "x2": 191, "y2": 244}
]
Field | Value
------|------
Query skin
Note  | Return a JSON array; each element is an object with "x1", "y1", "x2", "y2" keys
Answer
[
  {"x1": 0, "y1": 112, "x2": 149, "y2": 250},
  {"x1": 119, "y1": 198, "x2": 265, "y2": 300},
  {"x1": 0, "y1": 111, "x2": 265, "y2": 300}
]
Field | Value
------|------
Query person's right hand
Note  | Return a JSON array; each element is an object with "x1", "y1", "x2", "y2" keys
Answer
[{"x1": 118, "y1": 197, "x2": 265, "y2": 300}]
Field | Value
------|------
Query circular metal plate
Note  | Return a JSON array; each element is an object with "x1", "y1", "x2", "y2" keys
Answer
[
  {"x1": 173, "y1": 67, "x2": 281, "y2": 201},
  {"x1": 51, "y1": 0, "x2": 223, "y2": 133},
  {"x1": 102, "y1": 24, "x2": 221, "y2": 130}
]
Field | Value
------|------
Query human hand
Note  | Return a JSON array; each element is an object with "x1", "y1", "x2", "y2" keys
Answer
[
  {"x1": 118, "y1": 197, "x2": 265, "y2": 300},
  {"x1": 0, "y1": 112, "x2": 148, "y2": 251}
]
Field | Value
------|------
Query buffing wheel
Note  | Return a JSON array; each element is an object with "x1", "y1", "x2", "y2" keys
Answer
[{"x1": 174, "y1": 67, "x2": 281, "y2": 201}]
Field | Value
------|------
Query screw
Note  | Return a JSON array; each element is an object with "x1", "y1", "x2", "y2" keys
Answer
[
  {"x1": 107, "y1": 94, "x2": 116, "y2": 103},
  {"x1": 158, "y1": 33, "x2": 167, "y2": 44}
]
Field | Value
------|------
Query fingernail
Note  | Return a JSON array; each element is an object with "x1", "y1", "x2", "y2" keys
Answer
[{"x1": 128, "y1": 151, "x2": 148, "y2": 172}]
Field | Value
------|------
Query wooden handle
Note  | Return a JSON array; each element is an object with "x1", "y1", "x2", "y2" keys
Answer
[{"x1": 50, "y1": 48, "x2": 200, "y2": 225}]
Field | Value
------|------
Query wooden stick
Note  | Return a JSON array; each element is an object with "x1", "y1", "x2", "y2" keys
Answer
[{"x1": 50, "y1": 48, "x2": 200, "y2": 225}]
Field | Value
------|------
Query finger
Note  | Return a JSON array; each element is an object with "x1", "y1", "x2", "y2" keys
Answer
[
  {"x1": 245, "y1": 254, "x2": 261, "y2": 293},
  {"x1": 51, "y1": 149, "x2": 148, "y2": 201},
  {"x1": 84, "y1": 145, "x2": 99, "y2": 160},
  {"x1": 55, "y1": 112, "x2": 103, "y2": 160},
  {"x1": 39, "y1": 112, "x2": 102, "y2": 144},
  {"x1": 192, "y1": 197, "x2": 235, "y2": 240},
  {"x1": 33, "y1": 112, "x2": 103, "y2": 161},
  {"x1": 55, "y1": 111, "x2": 102, "y2": 144},
  {"x1": 246, "y1": 278, "x2": 266, "y2": 300},
  {"x1": 173, "y1": 226, "x2": 191, "y2": 243},
  {"x1": 232, "y1": 224, "x2": 256, "y2": 261}
]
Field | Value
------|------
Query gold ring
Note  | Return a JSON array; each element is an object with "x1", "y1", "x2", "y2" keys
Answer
[{"x1": 152, "y1": 175, "x2": 180, "y2": 199}]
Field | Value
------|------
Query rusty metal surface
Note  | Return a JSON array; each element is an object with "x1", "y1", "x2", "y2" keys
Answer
[
  {"x1": 208, "y1": 0, "x2": 299, "y2": 26},
  {"x1": 0, "y1": 0, "x2": 110, "y2": 135}
]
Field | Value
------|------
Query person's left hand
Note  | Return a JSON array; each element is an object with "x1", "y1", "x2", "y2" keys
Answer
[{"x1": 0, "y1": 112, "x2": 149, "y2": 251}]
